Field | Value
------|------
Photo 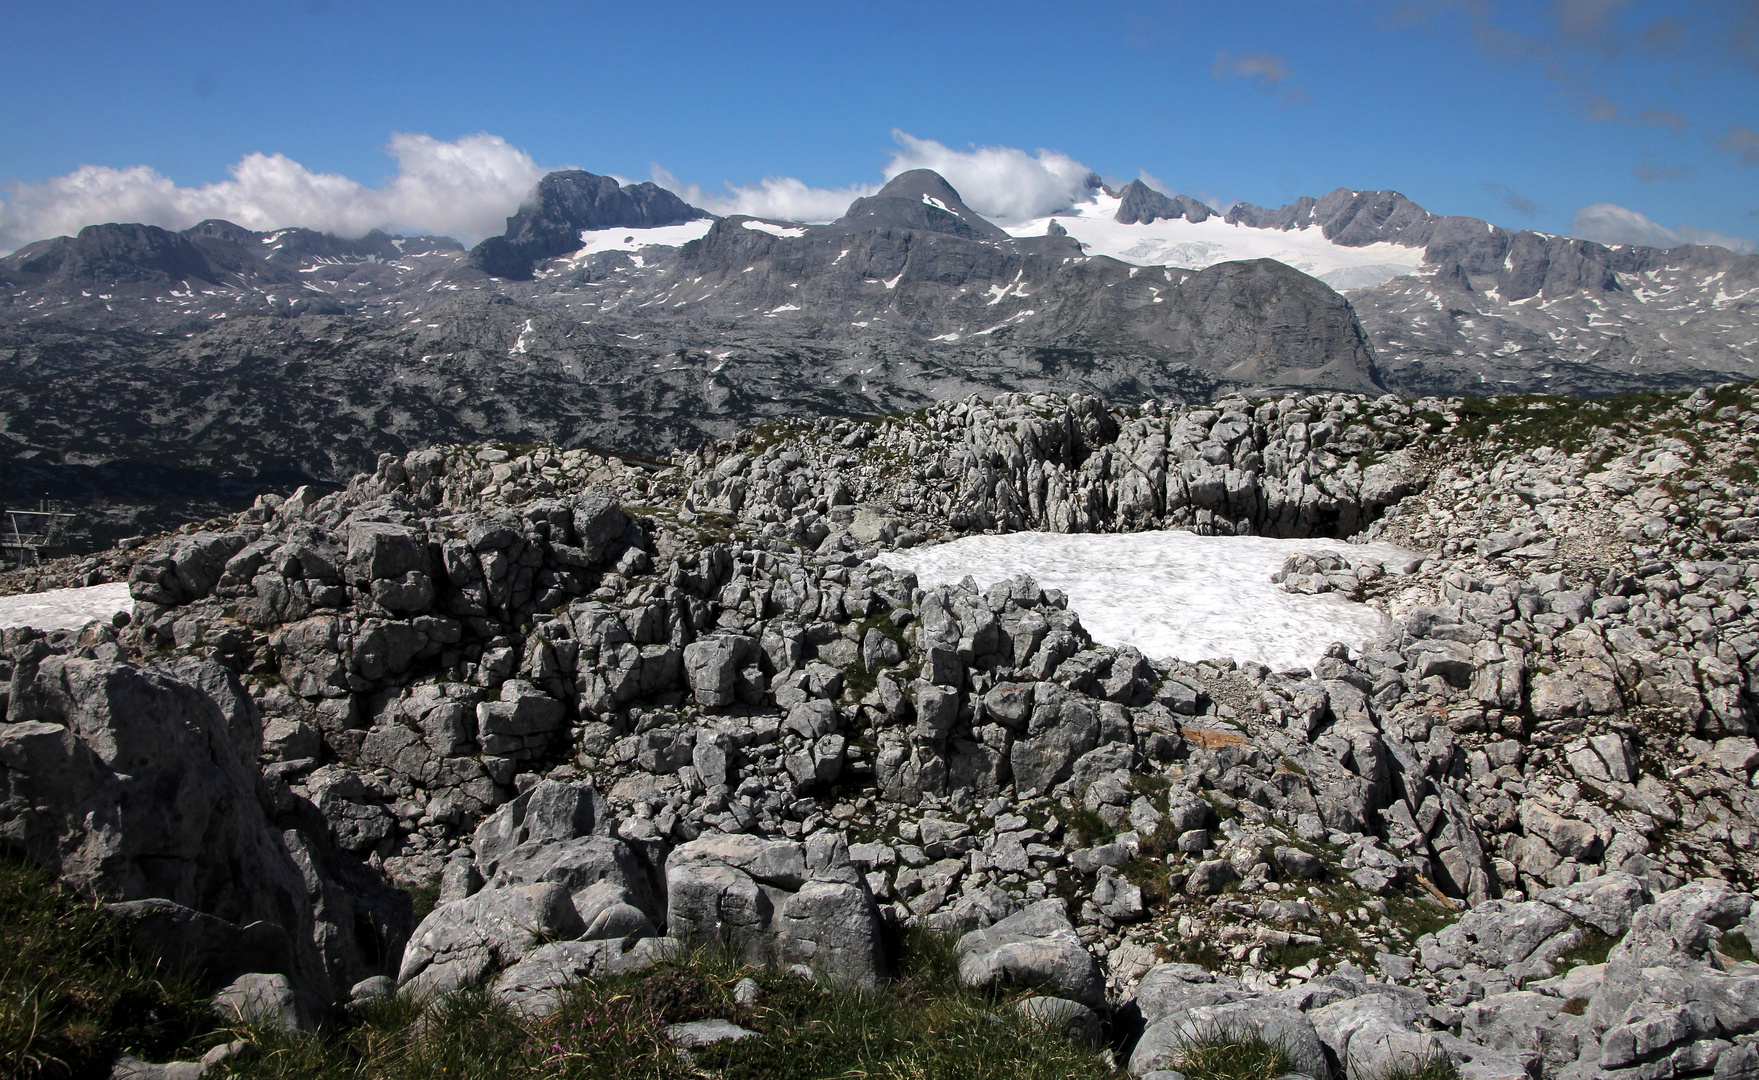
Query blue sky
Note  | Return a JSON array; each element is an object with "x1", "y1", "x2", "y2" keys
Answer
[{"x1": 1, "y1": 0, "x2": 1756, "y2": 253}]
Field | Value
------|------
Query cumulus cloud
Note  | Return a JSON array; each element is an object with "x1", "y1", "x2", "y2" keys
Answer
[
  {"x1": 1211, "y1": 51, "x2": 1309, "y2": 102},
  {"x1": 1570, "y1": 202, "x2": 1757, "y2": 254},
  {"x1": 0, "y1": 132, "x2": 544, "y2": 255},
  {"x1": 650, "y1": 130, "x2": 1098, "y2": 226},
  {"x1": 881, "y1": 131, "x2": 1097, "y2": 222},
  {"x1": 649, "y1": 167, "x2": 874, "y2": 223}
]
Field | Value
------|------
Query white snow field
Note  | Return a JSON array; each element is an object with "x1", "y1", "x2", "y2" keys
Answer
[
  {"x1": 876, "y1": 531, "x2": 1421, "y2": 672},
  {"x1": 1002, "y1": 191, "x2": 1426, "y2": 291},
  {"x1": 563, "y1": 219, "x2": 717, "y2": 261},
  {"x1": 0, "y1": 582, "x2": 132, "y2": 632},
  {"x1": 542, "y1": 192, "x2": 1424, "y2": 291}
]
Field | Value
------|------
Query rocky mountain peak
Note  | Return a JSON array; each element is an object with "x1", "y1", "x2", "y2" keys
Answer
[
  {"x1": 835, "y1": 168, "x2": 1009, "y2": 240},
  {"x1": 469, "y1": 169, "x2": 711, "y2": 280},
  {"x1": 1224, "y1": 186, "x2": 1438, "y2": 248},
  {"x1": 1112, "y1": 180, "x2": 1217, "y2": 226},
  {"x1": 0, "y1": 221, "x2": 217, "y2": 287}
]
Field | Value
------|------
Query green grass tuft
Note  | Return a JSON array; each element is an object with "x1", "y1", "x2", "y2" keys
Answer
[
  {"x1": 1168, "y1": 1024, "x2": 1291, "y2": 1080},
  {"x1": 1558, "y1": 926, "x2": 1616, "y2": 968},
  {"x1": 225, "y1": 931, "x2": 1115, "y2": 1080},
  {"x1": 1, "y1": 854, "x2": 221, "y2": 1079},
  {"x1": 1364, "y1": 1050, "x2": 1463, "y2": 1080},
  {"x1": 1060, "y1": 806, "x2": 1114, "y2": 848},
  {"x1": 1719, "y1": 930, "x2": 1754, "y2": 964}
]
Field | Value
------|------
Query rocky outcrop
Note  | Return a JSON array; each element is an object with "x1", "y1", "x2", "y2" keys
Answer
[
  {"x1": 835, "y1": 169, "x2": 1011, "y2": 240},
  {"x1": 1113, "y1": 180, "x2": 1217, "y2": 226},
  {"x1": 468, "y1": 170, "x2": 710, "y2": 279},
  {"x1": 6, "y1": 383, "x2": 1759, "y2": 1078},
  {"x1": 956, "y1": 899, "x2": 1106, "y2": 1007},
  {"x1": 666, "y1": 832, "x2": 886, "y2": 987},
  {"x1": 0, "y1": 640, "x2": 409, "y2": 1010}
]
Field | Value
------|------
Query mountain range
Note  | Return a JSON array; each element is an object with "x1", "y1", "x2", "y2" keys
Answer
[{"x1": 1, "y1": 165, "x2": 1754, "y2": 541}]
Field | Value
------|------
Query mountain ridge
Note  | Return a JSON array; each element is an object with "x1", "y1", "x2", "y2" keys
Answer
[{"x1": 0, "y1": 165, "x2": 1752, "y2": 544}]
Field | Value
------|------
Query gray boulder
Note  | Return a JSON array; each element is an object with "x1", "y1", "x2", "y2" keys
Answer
[
  {"x1": 665, "y1": 833, "x2": 884, "y2": 987},
  {"x1": 473, "y1": 779, "x2": 660, "y2": 934},
  {"x1": 683, "y1": 637, "x2": 751, "y2": 709},
  {"x1": 1009, "y1": 684, "x2": 1100, "y2": 795},
  {"x1": 1130, "y1": 964, "x2": 1247, "y2": 1025},
  {"x1": 1130, "y1": 1000, "x2": 1330, "y2": 1080},
  {"x1": 1586, "y1": 879, "x2": 1759, "y2": 1058},
  {"x1": 1460, "y1": 991, "x2": 1585, "y2": 1073},
  {"x1": 955, "y1": 899, "x2": 1104, "y2": 1008},
  {"x1": 397, "y1": 883, "x2": 584, "y2": 998},
  {"x1": 1310, "y1": 989, "x2": 1437, "y2": 1080},
  {"x1": 491, "y1": 937, "x2": 680, "y2": 1017},
  {"x1": 1423, "y1": 898, "x2": 1572, "y2": 970},
  {"x1": 345, "y1": 521, "x2": 429, "y2": 583},
  {"x1": 211, "y1": 971, "x2": 315, "y2": 1033},
  {"x1": 667, "y1": 1018, "x2": 758, "y2": 1050}
]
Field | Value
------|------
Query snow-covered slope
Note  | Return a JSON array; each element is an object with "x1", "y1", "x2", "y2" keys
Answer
[
  {"x1": 563, "y1": 219, "x2": 717, "y2": 260},
  {"x1": 878, "y1": 531, "x2": 1419, "y2": 671},
  {"x1": 1002, "y1": 191, "x2": 1426, "y2": 290},
  {"x1": 0, "y1": 582, "x2": 131, "y2": 631}
]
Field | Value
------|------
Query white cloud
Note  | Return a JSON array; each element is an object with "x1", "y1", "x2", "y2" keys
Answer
[
  {"x1": 650, "y1": 131, "x2": 1098, "y2": 226},
  {"x1": 1570, "y1": 202, "x2": 1757, "y2": 254},
  {"x1": 0, "y1": 132, "x2": 544, "y2": 255},
  {"x1": 648, "y1": 166, "x2": 873, "y2": 223},
  {"x1": 882, "y1": 131, "x2": 1097, "y2": 222}
]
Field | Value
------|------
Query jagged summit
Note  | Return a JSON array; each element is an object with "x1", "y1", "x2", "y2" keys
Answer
[
  {"x1": 834, "y1": 168, "x2": 1009, "y2": 240},
  {"x1": 469, "y1": 170, "x2": 710, "y2": 280},
  {"x1": 1225, "y1": 186, "x2": 1437, "y2": 247},
  {"x1": 1112, "y1": 180, "x2": 1216, "y2": 226}
]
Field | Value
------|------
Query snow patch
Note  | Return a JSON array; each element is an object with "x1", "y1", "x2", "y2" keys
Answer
[
  {"x1": 567, "y1": 220, "x2": 715, "y2": 261},
  {"x1": 0, "y1": 583, "x2": 132, "y2": 632},
  {"x1": 741, "y1": 220, "x2": 808, "y2": 238},
  {"x1": 1001, "y1": 191, "x2": 1426, "y2": 282},
  {"x1": 876, "y1": 530, "x2": 1417, "y2": 671}
]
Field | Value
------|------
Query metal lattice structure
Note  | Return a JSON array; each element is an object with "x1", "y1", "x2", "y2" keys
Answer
[{"x1": 1, "y1": 500, "x2": 84, "y2": 567}]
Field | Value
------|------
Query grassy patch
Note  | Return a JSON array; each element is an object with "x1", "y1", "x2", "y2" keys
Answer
[
  {"x1": 1719, "y1": 930, "x2": 1754, "y2": 964},
  {"x1": 1, "y1": 854, "x2": 220, "y2": 1078},
  {"x1": 406, "y1": 881, "x2": 441, "y2": 928},
  {"x1": 1166, "y1": 1024, "x2": 1291, "y2": 1080},
  {"x1": 1385, "y1": 891, "x2": 1458, "y2": 941},
  {"x1": 1159, "y1": 938, "x2": 1228, "y2": 972},
  {"x1": 1365, "y1": 1050, "x2": 1462, "y2": 1080},
  {"x1": 229, "y1": 931, "x2": 1115, "y2": 1080},
  {"x1": 1120, "y1": 823, "x2": 1179, "y2": 909},
  {"x1": 1258, "y1": 939, "x2": 1326, "y2": 971},
  {"x1": 1558, "y1": 926, "x2": 1616, "y2": 968},
  {"x1": 1061, "y1": 806, "x2": 1115, "y2": 848},
  {"x1": 1133, "y1": 771, "x2": 1172, "y2": 802},
  {"x1": 1446, "y1": 385, "x2": 1759, "y2": 464}
]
